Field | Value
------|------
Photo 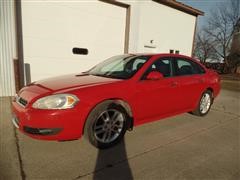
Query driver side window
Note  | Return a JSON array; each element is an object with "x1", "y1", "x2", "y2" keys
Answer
[
  {"x1": 151, "y1": 59, "x2": 171, "y2": 77},
  {"x1": 145, "y1": 59, "x2": 172, "y2": 78}
]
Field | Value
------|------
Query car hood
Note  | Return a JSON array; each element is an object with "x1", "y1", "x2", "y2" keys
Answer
[
  {"x1": 35, "y1": 74, "x2": 121, "y2": 92},
  {"x1": 18, "y1": 74, "x2": 121, "y2": 103}
]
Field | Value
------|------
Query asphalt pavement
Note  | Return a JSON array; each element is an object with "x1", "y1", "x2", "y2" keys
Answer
[{"x1": 0, "y1": 89, "x2": 239, "y2": 180}]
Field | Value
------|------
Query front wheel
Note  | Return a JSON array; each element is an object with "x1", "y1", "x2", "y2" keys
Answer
[
  {"x1": 84, "y1": 102, "x2": 128, "y2": 149},
  {"x1": 192, "y1": 90, "x2": 213, "y2": 116}
]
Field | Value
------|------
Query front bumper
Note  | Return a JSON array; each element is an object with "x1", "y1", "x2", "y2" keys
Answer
[
  {"x1": 12, "y1": 114, "x2": 20, "y2": 128},
  {"x1": 11, "y1": 101, "x2": 90, "y2": 141}
]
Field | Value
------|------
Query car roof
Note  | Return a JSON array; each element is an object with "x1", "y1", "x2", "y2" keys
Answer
[
  {"x1": 128, "y1": 53, "x2": 194, "y2": 59},
  {"x1": 128, "y1": 53, "x2": 205, "y2": 68}
]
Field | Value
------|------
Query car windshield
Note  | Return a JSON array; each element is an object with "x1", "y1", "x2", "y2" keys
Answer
[{"x1": 88, "y1": 55, "x2": 151, "y2": 79}]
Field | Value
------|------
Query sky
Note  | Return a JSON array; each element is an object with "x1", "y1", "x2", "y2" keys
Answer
[{"x1": 178, "y1": 0, "x2": 229, "y2": 30}]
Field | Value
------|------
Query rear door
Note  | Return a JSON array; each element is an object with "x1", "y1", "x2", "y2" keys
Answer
[{"x1": 171, "y1": 58, "x2": 206, "y2": 111}]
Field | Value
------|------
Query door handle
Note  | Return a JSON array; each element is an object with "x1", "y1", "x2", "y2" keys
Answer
[
  {"x1": 198, "y1": 79, "x2": 204, "y2": 83},
  {"x1": 171, "y1": 81, "x2": 178, "y2": 87}
]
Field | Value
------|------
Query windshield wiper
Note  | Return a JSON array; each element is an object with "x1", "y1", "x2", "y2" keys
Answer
[
  {"x1": 75, "y1": 72, "x2": 89, "y2": 76},
  {"x1": 90, "y1": 73, "x2": 110, "y2": 78},
  {"x1": 90, "y1": 73, "x2": 123, "y2": 79}
]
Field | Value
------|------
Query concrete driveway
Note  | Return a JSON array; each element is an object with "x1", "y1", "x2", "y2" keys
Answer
[{"x1": 0, "y1": 89, "x2": 239, "y2": 180}]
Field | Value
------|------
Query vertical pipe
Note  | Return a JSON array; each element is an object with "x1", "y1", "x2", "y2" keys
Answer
[{"x1": 15, "y1": 0, "x2": 25, "y2": 89}]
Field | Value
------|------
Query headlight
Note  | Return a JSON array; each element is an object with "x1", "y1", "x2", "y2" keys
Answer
[{"x1": 32, "y1": 94, "x2": 79, "y2": 109}]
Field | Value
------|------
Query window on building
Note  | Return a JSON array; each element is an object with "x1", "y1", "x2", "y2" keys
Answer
[{"x1": 72, "y1": 48, "x2": 88, "y2": 55}]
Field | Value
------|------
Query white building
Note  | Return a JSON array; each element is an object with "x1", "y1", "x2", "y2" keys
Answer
[{"x1": 0, "y1": 0, "x2": 203, "y2": 96}]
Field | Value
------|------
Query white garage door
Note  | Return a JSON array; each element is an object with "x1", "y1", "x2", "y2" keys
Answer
[{"x1": 21, "y1": 0, "x2": 127, "y2": 81}]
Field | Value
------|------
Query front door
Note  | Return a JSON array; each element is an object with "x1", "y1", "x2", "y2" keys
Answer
[{"x1": 134, "y1": 58, "x2": 180, "y2": 123}]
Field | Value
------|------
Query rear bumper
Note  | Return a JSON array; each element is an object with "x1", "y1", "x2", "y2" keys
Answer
[
  {"x1": 213, "y1": 83, "x2": 221, "y2": 98},
  {"x1": 11, "y1": 101, "x2": 90, "y2": 141}
]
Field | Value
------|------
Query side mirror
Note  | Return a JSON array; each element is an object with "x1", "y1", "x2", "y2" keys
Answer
[{"x1": 146, "y1": 71, "x2": 164, "y2": 80}]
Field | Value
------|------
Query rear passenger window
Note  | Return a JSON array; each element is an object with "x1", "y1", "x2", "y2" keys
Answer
[
  {"x1": 174, "y1": 59, "x2": 205, "y2": 76},
  {"x1": 192, "y1": 61, "x2": 205, "y2": 74}
]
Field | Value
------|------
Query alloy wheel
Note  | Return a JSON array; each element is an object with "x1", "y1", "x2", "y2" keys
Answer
[
  {"x1": 93, "y1": 109, "x2": 124, "y2": 143},
  {"x1": 200, "y1": 93, "x2": 211, "y2": 114}
]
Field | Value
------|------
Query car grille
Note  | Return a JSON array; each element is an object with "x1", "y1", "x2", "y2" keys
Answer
[{"x1": 16, "y1": 96, "x2": 28, "y2": 107}]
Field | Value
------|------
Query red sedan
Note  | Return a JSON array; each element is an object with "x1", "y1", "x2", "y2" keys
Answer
[{"x1": 12, "y1": 54, "x2": 220, "y2": 149}]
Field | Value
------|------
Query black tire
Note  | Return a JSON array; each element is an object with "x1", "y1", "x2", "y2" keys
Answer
[
  {"x1": 192, "y1": 90, "x2": 213, "y2": 116},
  {"x1": 84, "y1": 101, "x2": 128, "y2": 149}
]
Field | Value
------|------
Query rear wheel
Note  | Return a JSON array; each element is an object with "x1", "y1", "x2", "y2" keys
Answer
[
  {"x1": 84, "y1": 101, "x2": 128, "y2": 149},
  {"x1": 192, "y1": 90, "x2": 213, "y2": 116}
]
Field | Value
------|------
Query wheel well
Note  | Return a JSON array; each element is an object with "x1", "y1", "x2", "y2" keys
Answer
[
  {"x1": 206, "y1": 87, "x2": 213, "y2": 93},
  {"x1": 206, "y1": 87, "x2": 214, "y2": 103},
  {"x1": 108, "y1": 99, "x2": 134, "y2": 130},
  {"x1": 82, "y1": 99, "x2": 134, "y2": 135}
]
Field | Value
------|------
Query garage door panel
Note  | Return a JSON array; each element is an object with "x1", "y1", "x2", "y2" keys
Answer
[
  {"x1": 23, "y1": 36, "x2": 124, "y2": 62},
  {"x1": 23, "y1": 37, "x2": 81, "y2": 60},
  {"x1": 64, "y1": 1, "x2": 126, "y2": 19},
  {"x1": 25, "y1": 57, "x2": 96, "y2": 81},
  {"x1": 21, "y1": 1, "x2": 126, "y2": 22},
  {"x1": 22, "y1": 20, "x2": 72, "y2": 42},
  {"x1": 22, "y1": 0, "x2": 126, "y2": 81}
]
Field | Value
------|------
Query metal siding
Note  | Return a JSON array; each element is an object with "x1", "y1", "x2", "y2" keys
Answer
[{"x1": 0, "y1": 0, "x2": 16, "y2": 96}]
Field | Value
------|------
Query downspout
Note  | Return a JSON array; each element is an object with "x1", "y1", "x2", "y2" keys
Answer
[
  {"x1": 191, "y1": 16, "x2": 197, "y2": 57},
  {"x1": 15, "y1": 0, "x2": 25, "y2": 89}
]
